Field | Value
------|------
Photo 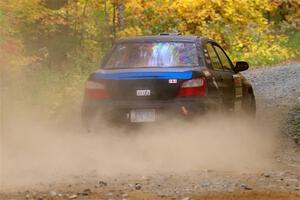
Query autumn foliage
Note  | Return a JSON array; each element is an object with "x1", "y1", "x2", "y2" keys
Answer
[
  {"x1": 0, "y1": 0, "x2": 299, "y2": 117},
  {"x1": 1, "y1": 0, "x2": 299, "y2": 68}
]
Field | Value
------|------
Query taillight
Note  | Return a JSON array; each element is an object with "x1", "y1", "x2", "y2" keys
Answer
[
  {"x1": 85, "y1": 80, "x2": 109, "y2": 99},
  {"x1": 178, "y1": 77, "x2": 206, "y2": 97}
]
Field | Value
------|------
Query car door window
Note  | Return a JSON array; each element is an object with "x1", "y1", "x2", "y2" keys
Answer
[
  {"x1": 213, "y1": 45, "x2": 233, "y2": 71},
  {"x1": 206, "y1": 43, "x2": 223, "y2": 70}
]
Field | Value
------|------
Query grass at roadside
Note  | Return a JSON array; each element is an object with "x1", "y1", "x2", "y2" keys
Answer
[{"x1": 285, "y1": 30, "x2": 300, "y2": 59}]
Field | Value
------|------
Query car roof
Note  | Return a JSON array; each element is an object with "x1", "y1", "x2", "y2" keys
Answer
[{"x1": 117, "y1": 35, "x2": 203, "y2": 43}]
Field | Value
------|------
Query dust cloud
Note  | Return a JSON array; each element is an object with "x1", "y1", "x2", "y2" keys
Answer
[{"x1": 0, "y1": 107, "x2": 278, "y2": 190}]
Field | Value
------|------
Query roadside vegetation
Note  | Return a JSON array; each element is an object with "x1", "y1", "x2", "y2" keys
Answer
[
  {"x1": 296, "y1": 105, "x2": 300, "y2": 130},
  {"x1": 0, "y1": 0, "x2": 299, "y2": 120},
  {"x1": 288, "y1": 104, "x2": 300, "y2": 144}
]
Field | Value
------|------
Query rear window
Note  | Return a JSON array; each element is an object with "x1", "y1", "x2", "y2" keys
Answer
[{"x1": 103, "y1": 42, "x2": 198, "y2": 69}]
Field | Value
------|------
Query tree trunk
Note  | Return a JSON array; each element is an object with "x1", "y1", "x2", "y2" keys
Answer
[
  {"x1": 117, "y1": 2, "x2": 125, "y2": 31},
  {"x1": 112, "y1": 2, "x2": 116, "y2": 40},
  {"x1": 104, "y1": 0, "x2": 108, "y2": 21}
]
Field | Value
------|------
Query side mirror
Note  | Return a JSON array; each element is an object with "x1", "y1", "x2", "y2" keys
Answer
[{"x1": 234, "y1": 61, "x2": 249, "y2": 72}]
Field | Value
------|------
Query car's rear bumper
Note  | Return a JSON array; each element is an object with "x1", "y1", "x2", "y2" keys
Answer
[{"x1": 82, "y1": 96, "x2": 220, "y2": 123}]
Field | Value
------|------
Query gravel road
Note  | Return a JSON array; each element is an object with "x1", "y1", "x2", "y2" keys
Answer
[
  {"x1": 243, "y1": 62, "x2": 300, "y2": 106},
  {"x1": 1, "y1": 62, "x2": 300, "y2": 200}
]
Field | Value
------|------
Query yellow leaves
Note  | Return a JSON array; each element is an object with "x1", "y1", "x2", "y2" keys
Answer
[
  {"x1": 229, "y1": 32, "x2": 290, "y2": 65},
  {"x1": 125, "y1": 0, "x2": 176, "y2": 34},
  {"x1": 162, "y1": 0, "x2": 288, "y2": 64}
]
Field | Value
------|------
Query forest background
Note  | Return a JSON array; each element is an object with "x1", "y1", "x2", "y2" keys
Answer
[{"x1": 0, "y1": 0, "x2": 299, "y2": 121}]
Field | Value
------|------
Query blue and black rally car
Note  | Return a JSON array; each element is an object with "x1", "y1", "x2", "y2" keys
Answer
[{"x1": 82, "y1": 34, "x2": 255, "y2": 129}]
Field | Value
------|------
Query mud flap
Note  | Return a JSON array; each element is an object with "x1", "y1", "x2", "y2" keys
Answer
[{"x1": 232, "y1": 74, "x2": 243, "y2": 112}]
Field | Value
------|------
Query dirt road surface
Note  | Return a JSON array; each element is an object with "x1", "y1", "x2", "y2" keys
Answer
[{"x1": 1, "y1": 62, "x2": 300, "y2": 200}]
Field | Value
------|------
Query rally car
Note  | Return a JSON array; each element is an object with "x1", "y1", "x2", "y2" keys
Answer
[{"x1": 82, "y1": 34, "x2": 255, "y2": 129}]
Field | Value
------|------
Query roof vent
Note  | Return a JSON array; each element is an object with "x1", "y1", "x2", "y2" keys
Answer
[{"x1": 159, "y1": 32, "x2": 182, "y2": 36}]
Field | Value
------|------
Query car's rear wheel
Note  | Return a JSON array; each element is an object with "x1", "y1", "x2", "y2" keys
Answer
[
  {"x1": 242, "y1": 91, "x2": 256, "y2": 117},
  {"x1": 82, "y1": 103, "x2": 126, "y2": 133}
]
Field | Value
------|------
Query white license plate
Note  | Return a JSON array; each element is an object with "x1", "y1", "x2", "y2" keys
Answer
[{"x1": 130, "y1": 109, "x2": 156, "y2": 122}]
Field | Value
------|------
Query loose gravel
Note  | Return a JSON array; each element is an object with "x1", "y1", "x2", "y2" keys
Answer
[
  {"x1": 287, "y1": 107, "x2": 300, "y2": 144},
  {"x1": 242, "y1": 62, "x2": 300, "y2": 106},
  {"x1": 243, "y1": 62, "x2": 300, "y2": 144}
]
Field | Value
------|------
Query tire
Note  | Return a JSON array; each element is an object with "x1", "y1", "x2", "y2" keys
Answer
[
  {"x1": 81, "y1": 103, "x2": 121, "y2": 133},
  {"x1": 242, "y1": 92, "x2": 256, "y2": 117}
]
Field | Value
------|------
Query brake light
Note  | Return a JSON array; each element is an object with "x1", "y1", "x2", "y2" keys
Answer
[
  {"x1": 85, "y1": 80, "x2": 109, "y2": 99},
  {"x1": 178, "y1": 77, "x2": 206, "y2": 97}
]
